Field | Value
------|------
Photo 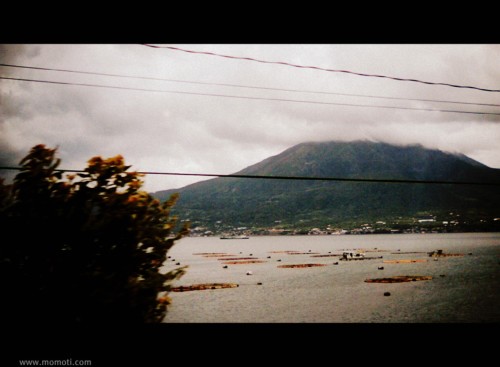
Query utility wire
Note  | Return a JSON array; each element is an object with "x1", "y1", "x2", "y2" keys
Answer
[
  {"x1": 142, "y1": 44, "x2": 500, "y2": 93},
  {"x1": 2, "y1": 76, "x2": 499, "y2": 116},
  {"x1": 1, "y1": 63, "x2": 498, "y2": 108},
  {"x1": 0, "y1": 166, "x2": 499, "y2": 186}
]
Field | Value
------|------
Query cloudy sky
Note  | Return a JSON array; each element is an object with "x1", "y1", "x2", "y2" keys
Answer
[{"x1": 1, "y1": 44, "x2": 499, "y2": 192}]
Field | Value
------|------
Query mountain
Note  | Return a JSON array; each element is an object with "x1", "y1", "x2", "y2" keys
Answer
[{"x1": 152, "y1": 141, "x2": 500, "y2": 232}]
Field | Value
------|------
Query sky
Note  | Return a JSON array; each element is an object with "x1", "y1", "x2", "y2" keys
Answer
[{"x1": 1, "y1": 44, "x2": 499, "y2": 192}]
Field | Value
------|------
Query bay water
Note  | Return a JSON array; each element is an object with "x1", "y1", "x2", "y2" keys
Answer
[{"x1": 162, "y1": 233, "x2": 500, "y2": 323}]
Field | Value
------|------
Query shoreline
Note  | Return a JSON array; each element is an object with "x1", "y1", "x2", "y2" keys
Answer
[{"x1": 188, "y1": 229, "x2": 500, "y2": 238}]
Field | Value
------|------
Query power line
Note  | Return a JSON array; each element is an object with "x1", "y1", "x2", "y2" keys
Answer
[
  {"x1": 1, "y1": 63, "x2": 498, "y2": 108},
  {"x1": 142, "y1": 44, "x2": 500, "y2": 93},
  {"x1": 2, "y1": 76, "x2": 499, "y2": 117},
  {"x1": 1, "y1": 166, "x2": 499, "y2": 186}
]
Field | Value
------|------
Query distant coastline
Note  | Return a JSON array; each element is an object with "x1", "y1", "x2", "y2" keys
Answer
[{"x1": 188, "y1": 222, "x2": 500, "y2": 237}]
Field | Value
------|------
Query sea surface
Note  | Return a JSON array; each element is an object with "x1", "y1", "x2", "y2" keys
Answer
[{"x1": 161, "y1": 233, "x2": 500, "y2": 323}]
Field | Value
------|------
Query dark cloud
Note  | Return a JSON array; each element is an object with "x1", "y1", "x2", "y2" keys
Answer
[
  {"x1": 1, "y1": 44, "x2": 499, "y2": 191},
  {"x1": 0, "y1": 44, "x2": 40, "y2": 63}
]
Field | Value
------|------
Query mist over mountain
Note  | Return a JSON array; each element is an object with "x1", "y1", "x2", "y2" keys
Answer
[{"x1": 153, "y1": 141, "x2": 500, "y2": 232}]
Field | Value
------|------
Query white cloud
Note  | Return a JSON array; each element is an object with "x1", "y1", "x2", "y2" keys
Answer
[{"x1": 1, "y1": 44, "x2": 499, "y2": 192}]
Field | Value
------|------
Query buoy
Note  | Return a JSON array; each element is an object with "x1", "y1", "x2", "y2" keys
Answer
[
  {"x1": 378, "y1": 266, "x2": 384, "y2": 270},
  {"x1": 249, "y1": 253, "x2": 253, "y2": 256},
  {"x1": 267, "y1": 256, "x2": 271, "y2": 259},
  {"x1": 439, "y1": 274, "x2": 446, "y2": 277},
  {"x1": 384, "y1": 292, "x2": 391, "y2": 296},
  {"x1": 223, "y1": 265, "x2": 228, "y2": 269},
  {"x1": 277, "y1": 259, "x2": 282, "y2": 262},
  {"x1": 433, "y1": 257, "x2": 438, "y2": 261},
  {"x1": 246, "y1": 271, "x2": 253, "y2": 275},
  {"x1": 333, "y1": 262, "x2": 339, "y2": 265},
  {"x1": 176, "y1": 262, "x2": 180, "y2": 265},
  {"x1": 257, "y1": 282, "x2": 262, "y2": 285}
]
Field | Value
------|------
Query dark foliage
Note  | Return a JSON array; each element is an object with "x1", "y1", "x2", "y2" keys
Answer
[{"x1": 0, "y1": 145, "x2": 188, "y2": 324}]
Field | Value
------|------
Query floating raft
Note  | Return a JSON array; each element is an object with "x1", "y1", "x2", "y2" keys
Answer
[
  {"x1": 203, "y1": 254, "x2": 238, "y2": 258},
  {"x1": 171, "y1": 283, "x2": 239, "y2": 292},
  {"x1": 339, "y1": 256, "x2": 383, "y2": 261},
  {"x1": 428, "y1": 250, "x2": 464, "y2": 257},
  {"x1": 217, "y1": 257, "x2": 259, "y2": 261},
  {"x1": 193, "y1": 252, "x2": 230, "y2": 257},
  {"x1": 222, "y1": 260, "x2": 267, "y2": 265},
  {"x1": 287, "y1": 252, "x2": 321, "y2": 255},
  {"x1": 365, "y1": 275, "x2": 433, "y2": 283},
  {"x1": 278, "y1": 263, "x2": 328, "y2": 268},
  {"x1": 383, "y1": 259, "x2": 428, "y2": 264},
  {"x1": 429, "y1": 253, "x2": 464, "y2": 258}
]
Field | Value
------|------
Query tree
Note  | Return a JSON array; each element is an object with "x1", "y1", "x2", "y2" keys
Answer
[{"x1": 0, "y1": 145, "x2": 189, "y2": 324}]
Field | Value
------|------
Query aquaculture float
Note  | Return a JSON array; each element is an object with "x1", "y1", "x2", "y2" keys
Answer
[
  {"x1": 365, "y1": 275, "x2": 433, "y2": 283},
  {"x1": 278, "y1": 263, "x2": 328, "y2": 268},
  {"x1": 172, "y1": 283, "x2": 239, "y2": 292}
]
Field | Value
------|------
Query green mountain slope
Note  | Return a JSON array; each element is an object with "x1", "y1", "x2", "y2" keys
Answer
[{"x1": 153, "y1": 141, "x2": 500, "y2": 231}]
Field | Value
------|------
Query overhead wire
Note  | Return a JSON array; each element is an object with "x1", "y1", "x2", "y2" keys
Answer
[
  {"x1": 1, "y1": 54, "x2": 499, "y2": 187},
  {"x1": 1, "y1": 63, "x2": 498, "y2": 108},
  {"x1": 142, "y1": 44, "x2": 500, "y2": 93},
  {"x1": 2, "y1": 76, "x2": 499, "y2": 116},
  {"x1": 0, "y1": 166, "x2": 499, "y2": 186}
]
